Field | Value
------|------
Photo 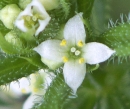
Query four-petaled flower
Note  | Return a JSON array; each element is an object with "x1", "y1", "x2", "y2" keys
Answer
[
  {"x1": 14, "y1": 0, "x2": 51, "y2": 36},
  {"x1": 34, "y1": 13, "x2": 115, "y2": 93}
]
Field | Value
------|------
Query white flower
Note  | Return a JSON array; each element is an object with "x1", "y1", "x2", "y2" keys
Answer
[
  {"x1": 23, "y1": 69, "x2": 55, "y2": 109},
  {"x1": 30, "y1": 69, "x2": 55, "y2": 94},
  {"x1": 1, "y1": 77, "x2": 31, "y2": 98},
  {"x1": 14, "y1": 0, "x2": 51, "y2": 36},
  {"x1": 34, "y1": 13, "x2": 115, "y2": 93}
]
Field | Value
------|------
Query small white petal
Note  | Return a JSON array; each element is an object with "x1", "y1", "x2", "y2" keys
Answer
[
  {"x1": 18, "y1": 4, "x2": 32, "y2": 16},
  {"x1": 15, "y1": 19, "x2": 27, "y2": 32},
  {"x1": 63, "y1": 61, "x2": 86, "y2": 93},
  {"x1": 82, "y1": 42, "x2": 115, "y2": 64},
  {"x1": 35, "y1": 17, "x2": 51, "y2": 36},
  {"x1": 41, "y1": 58, "x2": 63, "y2": 70},
  {"x1": 9, "y1": 77, "x2": 31, "y2": 96},
  {"x1": 31, "y1": 0, "x2": 49, "y2": 17},
  {"x1": 64, "y1": 13, "x2": 86, "y2": 45},
  {"x1": 23, "y1": 94, "x2": 42, "y2": 109},
  {"x1": 34, "y1": 40, "x2": 67, "y2": 64},
  {"x1": 14, "y1": 3, "x2": 32, "y2": 32},
  {"x1": 23, "y1": 94, "x2": 35, "y2": 109},
  {"x1": 38, "y1": 69, "x2": 56, "y2": 90},
  {"x1": 30, "y1": 70, "x2": 55, "y2": 94},
  {"x1": 29, "y1": 0, "x2": 51, "y2": 36}
]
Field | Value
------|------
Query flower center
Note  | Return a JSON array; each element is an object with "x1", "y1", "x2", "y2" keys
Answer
[
  {"x1": 21, "y1": 6, "x2": 44, "y2": 29},
  {"x1": 75, "y1": 50, "x2": 81, "y2": 56},
  {"x1": 70, "y1": 47, "x2": 76, "y2": 52},
  {"x1": 70, "y1": 47, "x2": 81, "y2": 56},
  {"x1": 60, "y1": 39, "x2": 85, "y2": 64}
]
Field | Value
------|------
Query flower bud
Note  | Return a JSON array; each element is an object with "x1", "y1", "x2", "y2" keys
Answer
[
  {"x1": 30, "y1": 69, "x2": 55, "y2": 94},
  {"x1": 5, "y1": 31, "x2": 22, "y2": 47},
  {"x1": 38, "y1": 0, "x2": 59, "y2": 10},
  {"x1": 18, "y1": 0, "x2": 31, "y2": 9},
  {"x1": 0, "y1": 4, "x2": 21, "y2": 29}
]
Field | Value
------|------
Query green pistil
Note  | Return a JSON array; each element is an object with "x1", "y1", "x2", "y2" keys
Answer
[
  {"x1": 22, "y1": 14, "x2": 41, "y2": 29},
  {"x1": 69, "y1": 47, "x2": 82, "y2": 59}
]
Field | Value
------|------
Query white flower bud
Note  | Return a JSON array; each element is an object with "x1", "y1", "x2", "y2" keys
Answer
[
  {"x1": 38, "y1": 0, "x2": 59, "y2": 10},
  {"x1": 18, "y1": 0, "x2": 31, "y2": 9},
  {"x1": 0, "y1": 4, "x2": 21, "y2": 29},
  {"x1": 5, "y1": 31, "x2": 22, "y2": 47},
  {"x1": 30, "y1": 69, "x2": 55, "y2": 94}
]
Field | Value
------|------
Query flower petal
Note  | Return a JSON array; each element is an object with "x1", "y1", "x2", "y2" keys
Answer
[
  {"x1": 41, "y1": 58, "x2": 63, "y2": 70},
  {"x1": 15, "y1": 19, "x2": 27, "y2": 32},
  {"x1": 34, "y1": 40, "x2": 67, "y2": 64},
  {"x1": 28, "y1": 0, "x2": 51, "y2": 36},
  {"x1": 23, "y1": 94, "x2": 42, "y2": 109},
  {"x1": 35, "y1": 17, "x2": 51, "y2": 36},
  {"x1": 82, "y1": 42, "x2": 115, "y2": 64},
  {"x1": 30, "y1": 69, "x2": 55, "y2": 94},
  {"x1": 14, "y1": 5, "x2": 32, "y2": 32},
  {"x1": 63, "y1": 60, "x2": 86, "y2": 94},
  {"x1": 23, "y1": 94, "x2": 35, "y2": 109},
  {"x1": 64, "y1": 13, "x2": 86, "y2": 45},
  {"x1": 32, "y1": 0, "x2": 49, "y2": 16},
  {"x1": 9, "y1": 77, "x2": 31, "y2": 96},
  {"x1": 38, "y1": 69, "x2": 56, "y2": 90}
]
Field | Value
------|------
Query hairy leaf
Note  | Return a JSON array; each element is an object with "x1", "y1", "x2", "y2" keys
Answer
[{"x1": 0, "y1": 55, "x2": 39, "y2": 85}]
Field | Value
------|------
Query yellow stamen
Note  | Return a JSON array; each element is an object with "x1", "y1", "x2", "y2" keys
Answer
[
  {"x1": 60, "y1": 39, "x2": 66, "y2": 46},
  {"x1": 21, "y1": 88, "x2": 26, "y2": 93},
  {"x1": 62, "y1": 56, "x2": 68, "y2": 63},
  {"x1": 33, "y1": 88, "x2": 38, "y2": 93},
  {"x1": 79, "y1": 58, "x2": 85, "y2": 64},
  {"x1": 78, "y1": 40, "x2": 84, "y2": 47}
]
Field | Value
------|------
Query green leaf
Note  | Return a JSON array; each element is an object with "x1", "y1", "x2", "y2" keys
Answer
[
  {"x1": 0, "y1": 33, "x2": 20, "y2": 54},
  {"x1": 59, "y1": 0, "x2": 70, "y2": 18},
  {"x1": 20, "y1": 53, "x2": 46, "y2": 68},
  {"x1": 68, "y1": 0, "x2": 94, "y2": 18},
  {"x1": 98, "y1": 22, "x2": 130, "y2": 59},
  {"x1": 38, "y1": 16, "x2": 60, "y2": 43},
  {"x1": 77, "y1": 0, "x2": 95, "y2": 18},
  {"x1": 0, "y1": 21, "x2": 10, "y2": 36},
  {"x1": 0, "y1": 33, "x2": 35, "y2": 56},
  {"x1": 0, "y1": 0, "x2": 18, "y2": 9},
  {"x1": 0, "y1": 55, "x2": 39, "y2": 85},
  {"x1": 90, "y1": 0, "x2": 112, "y2": 35}
]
